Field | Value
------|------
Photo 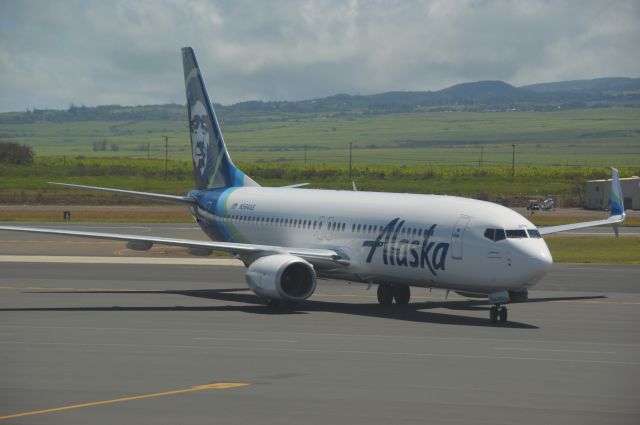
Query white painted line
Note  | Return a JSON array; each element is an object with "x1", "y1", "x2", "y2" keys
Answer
[
  {"x1": 0, "y1": 255, "x2": 243, "y2": 266},
  {"x1": 494, "y1": 347, "x2": 616, "y2": 355},
  {"x1": 193, "y1": 337, "x2": 297, "y2": 343}
]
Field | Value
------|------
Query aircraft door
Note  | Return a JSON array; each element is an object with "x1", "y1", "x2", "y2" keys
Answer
[{"x1": 450, "y1": 216, "x2": 471, "y2": 260}]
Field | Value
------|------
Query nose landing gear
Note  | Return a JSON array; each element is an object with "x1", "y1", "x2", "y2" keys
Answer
[
  {"x1": 488, "y1": 291, "x2": 510, "y2": 324},
  {"x1": 490, "y1": 305, "x2": 508, "y2": 323}
]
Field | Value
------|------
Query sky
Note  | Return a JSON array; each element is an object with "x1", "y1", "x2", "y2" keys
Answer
[{"x1": 0, "y1": 0, "x2": 639, "y2": 112}]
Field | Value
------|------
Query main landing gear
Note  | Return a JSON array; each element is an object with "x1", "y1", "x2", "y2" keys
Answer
[{"x1": 377, "y1": 284, "x2": 410, "y2": 305}]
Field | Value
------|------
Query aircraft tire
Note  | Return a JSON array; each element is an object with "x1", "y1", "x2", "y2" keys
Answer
[
  {"x1": 393, "y1": 285, "x2": 411, "y2": 305},
  {"x1": 499, "y1": 306, "x2": 508, "y2": 323},
  {"x1": 377, "y1": 284, "x2": 394, "y2": 306},
  {"x1": 490, "y1": 306, "x2": 498, "y2": 323}
]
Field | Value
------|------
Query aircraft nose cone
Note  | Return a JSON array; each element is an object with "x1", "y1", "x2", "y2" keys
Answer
[
  {"x1": 526, "y1": 243, "x2": 553, "y2": 281},
  {"x1": 516, "y1": 241, "x2": 553, "y2": 286},
  {"x1": 534, "y1": 249, "x2": 553, "y2": 271}
]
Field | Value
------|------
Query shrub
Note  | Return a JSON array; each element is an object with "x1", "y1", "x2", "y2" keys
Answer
[{"x1": 0, "y1": 142, "x2": 34, "y2": 165}]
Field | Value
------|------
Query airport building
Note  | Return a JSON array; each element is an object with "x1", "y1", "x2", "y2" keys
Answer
[{"x1": 585, "y1": 176, "x2": 640, "y2": 210}]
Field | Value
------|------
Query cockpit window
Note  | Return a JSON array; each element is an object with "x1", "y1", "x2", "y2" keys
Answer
[
  {"x1": 528, "y1": 229, "x2": 542, "y2": 238},
  {"x1": 484, "y1": 228, "x2": 495, "y2": 240},
  {"x1": 506, "y1": 229, "x2": 528, "y2": 238},
  {"x1": 484, "y1": 228, "x2": 506, "y2": 242}
]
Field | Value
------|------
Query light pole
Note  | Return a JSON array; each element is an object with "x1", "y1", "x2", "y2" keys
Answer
[
  {"x1": 165, "y1": 136, "x2": 169, "y2": 179},
  {"x1": 511, "y1": 144, "x2": 515, "y2": 177},
  {"x1": 349, "y1": 142, "x2": 353, "y2": 181}
]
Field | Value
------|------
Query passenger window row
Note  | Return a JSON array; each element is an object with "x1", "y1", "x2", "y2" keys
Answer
[
  {"x1": 217, "y1": 214, "x2": 431, "y2": 237},
  {"x1": 220, "y1": 215, "x2": 344, "y2": 231}
]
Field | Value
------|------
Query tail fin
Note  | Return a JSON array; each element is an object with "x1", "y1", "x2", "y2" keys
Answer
[{"x1": 182, "y1": 47, "x2": 258, "y2": 190}]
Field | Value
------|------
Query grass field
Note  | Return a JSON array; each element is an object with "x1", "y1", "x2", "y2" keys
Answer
[
  {"x1": 545, "y1": 237, "x2": 640, "y2": 264},
  {"x1": 2, "y1": 108, "x2": 639, "y2": 166},
  {"x1": 2, "y1": 157, "x2": 639, "y2": 208}
]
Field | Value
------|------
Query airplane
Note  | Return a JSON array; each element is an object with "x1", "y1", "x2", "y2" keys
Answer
[{"x1": 0, "y1": 47, "x2": 626, "y2": 323}]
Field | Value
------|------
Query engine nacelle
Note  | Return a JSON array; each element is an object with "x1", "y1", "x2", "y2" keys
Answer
[{"x1": 245, "y1": 254, "x2": 316, "y2": 302}]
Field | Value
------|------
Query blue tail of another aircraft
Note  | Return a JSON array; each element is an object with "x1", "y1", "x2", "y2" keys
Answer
[{"x1": 182, "y1": 47, "x2": 258, "y2": 190}]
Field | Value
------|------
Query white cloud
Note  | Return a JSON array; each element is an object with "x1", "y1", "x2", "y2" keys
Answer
[{"x1": 0, "y1": 0, "x2": 638, "y2": 111}]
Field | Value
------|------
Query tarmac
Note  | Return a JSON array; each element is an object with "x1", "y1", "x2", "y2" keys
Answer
[{"x1": 0, "y1": 223, "x2": 639, "y2": 424}]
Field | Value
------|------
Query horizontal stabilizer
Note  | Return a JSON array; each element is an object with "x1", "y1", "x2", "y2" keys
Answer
[{"x1": 49, "y1": 182, "x2": 195, "y2": 204}]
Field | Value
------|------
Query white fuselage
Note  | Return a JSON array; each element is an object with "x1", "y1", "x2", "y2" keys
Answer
[{"x1": 192, "y1": 187, "x2": 553, "y2": 295}]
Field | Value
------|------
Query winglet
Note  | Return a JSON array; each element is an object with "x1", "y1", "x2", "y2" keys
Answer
[
  {"x1": 610, "y1": 167, "x2": 624, "y2": 218},
  {"x1": 610, "y1": 167, "x2": 624, "y2": 237},
  {"x1": 537, "y1": 167, "x2": 625, "y2": 236}
]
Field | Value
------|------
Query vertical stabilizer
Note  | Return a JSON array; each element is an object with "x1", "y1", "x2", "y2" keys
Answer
[{"x1": 182, "y1": 47, "x2": 258, "y2": 190}]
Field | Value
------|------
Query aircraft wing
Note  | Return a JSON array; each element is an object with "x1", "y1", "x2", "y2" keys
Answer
[
  {"x1": 538, "y1": 214, "x2": 624, "y2": 236},
  {"x1": 538, "y1": 167, "x2": 625, "y2": 236},
  {"x1": 0, "y1": 225, "x2": 348, "y2": 266},
  {"x1": 48, "y1": 182, "x2": 196, "y2": 204},
  {"x1": 279, "y1": 183, "x2": 309, "y2": 188}
]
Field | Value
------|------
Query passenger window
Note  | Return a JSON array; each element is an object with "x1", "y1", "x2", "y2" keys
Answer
[
  {"x1": 357, "y1": 224, "x2": 361, "y2": 232},
  {"x1": 528, "y1": 229, "x2": 542, "y2": 238},
  {"x1": 506, "y1": 229, "x2": 528, "y2": 238}
]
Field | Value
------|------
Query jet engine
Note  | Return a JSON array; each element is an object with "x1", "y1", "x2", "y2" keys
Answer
[{"x1": 245, "y1": 254, "x2": 316, "y2": 302}]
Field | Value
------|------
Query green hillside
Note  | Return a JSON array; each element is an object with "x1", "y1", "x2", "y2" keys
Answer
[{"x1": 1, "y1": 108, "x2": 639, "y2": 167}]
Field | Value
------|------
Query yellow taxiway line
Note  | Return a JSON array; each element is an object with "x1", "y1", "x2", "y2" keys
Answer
[{"x1": 0, "y1": 382, "x2": 250, "y2": 421}]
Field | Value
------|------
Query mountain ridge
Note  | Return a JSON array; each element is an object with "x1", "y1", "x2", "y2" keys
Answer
[{"x1": 2, "y1": 77, "x2": 639, "y2": 124}]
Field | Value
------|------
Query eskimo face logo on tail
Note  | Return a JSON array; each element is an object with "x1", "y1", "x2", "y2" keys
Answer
[
  {"x1": 362, "y1": 218, "x2": 449, "y2": 276},
  {"x1": 190, "y1": 100, "x2": 210, "y2": 175}
]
